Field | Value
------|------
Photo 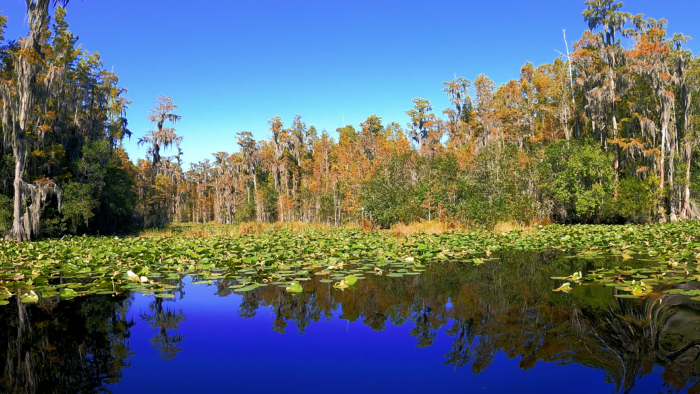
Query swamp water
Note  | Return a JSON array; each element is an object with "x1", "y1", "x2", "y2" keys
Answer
[{"x1": 1, "y1": 251, "x2": 700, "y2": 393}]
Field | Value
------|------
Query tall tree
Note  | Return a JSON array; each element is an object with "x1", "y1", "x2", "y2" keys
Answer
[
  {"x1": 138, "y1": 95, "x2": 182, "y2": 175},
  {"x1": 442, "y1": 76, "x2": 473, "y2": 149},
  {"x1": 0, "y1": 0, "x2": 70, "y2": 240},
  {"x1": 237, "y1": 131, "x2": 261, "y2": 221},
  {"x1": 406, "y1": 98, "x2": 442, "y2": 156},
  {"x1": 359, "y1": 114, "x2": 385, "y2": 163},
  {"x1": 136, "y1": 95, "x2": 183, "y2": 227},
  {"x1": 581, "y1": 0, "x2": 631, "y2": 183}
]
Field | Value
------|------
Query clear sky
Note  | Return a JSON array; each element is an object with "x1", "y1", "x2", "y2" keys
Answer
[{"x1": 2, "y1": 0, "x2": 699, "y2": 167}]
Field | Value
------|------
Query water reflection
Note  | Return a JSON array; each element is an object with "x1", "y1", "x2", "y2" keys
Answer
[
  {"x1": 0, "y1": 294, "x2": 134, "y2": 393},
  {"x1": 227, "y1": 252, "x2": 700, "y2": 393},
  {"x1": 2, "y1": 252, "x2": 700, "y2": 393},
  {"x1": 140, "y1": 297, "x2": 186, "y2": 361}
]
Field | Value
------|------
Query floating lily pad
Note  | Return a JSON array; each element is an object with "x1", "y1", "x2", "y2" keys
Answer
[{"x1": 235, "y1": 284, "x2": 259, "y2": 292}]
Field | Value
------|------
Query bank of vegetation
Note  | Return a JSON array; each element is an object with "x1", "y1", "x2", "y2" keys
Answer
[{"x1": 1, "y1": 0, "x2": 700, "y2": 240}]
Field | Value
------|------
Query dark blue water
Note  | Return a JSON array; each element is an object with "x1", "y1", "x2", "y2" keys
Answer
[
  {"x1": 114, "y1": 279, "x2": 619, "y2": 394},
  {"x1": 1, "y1": 253, "x2": 696, "y2": 393}
]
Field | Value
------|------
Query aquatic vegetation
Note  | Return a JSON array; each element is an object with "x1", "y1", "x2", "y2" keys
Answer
[
  {"x1": 3, "y1": 249, "x2": 699, "y2": 393},
  {"x1": 555, "y1": 260, "x2": 700, "y2": 299},
  {"x1": 1, "y1": 221, "x2": 700, "y2": 303},
  {"x1": 546, "y1": 221, "x2": 700, "y2": 298}
]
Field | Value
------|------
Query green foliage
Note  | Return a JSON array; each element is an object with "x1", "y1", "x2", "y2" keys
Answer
[
  {"x1": 539, "y1": 140, "x2": 616, "y2": 223},
  {"x1": 60, "y1": 141, "x2": 137, "y2": 234},
  {"x1": 361, "y1": 152, "x2": 423, "y2": 227},
  {"x1": 261, "y1": 176, "x2": 279, "y2": 222},
  {"x1": 100, "y1": 150, "x2": 137, "y2": 232},
  {"x1": 614, "y1": 176, "x2": 660, "y2": 223},
  {"x1": 61, "y1": 140, "x2": 110, "y2": 233},
  {"x1": 362, "y1": 147, "x2": 537, "y2": 228},
  {"x1": 0, "y1": 195, "x2": 12, "y2": 235},
  {"x1": 234, "y1": 202, "x2": 255, "y2": 223},
  {"x1": 39, "y1": 203, "x2": 65, "y2": 238},
  {"x1": 62, "y1": 181, "x2": 98, "y2": 233},
  {"x1": 319, "y1": 192, "x2": 335, "y2": 223},
  {"x1": 464, "y1": 145, "x2": 538, "y2": 227}
]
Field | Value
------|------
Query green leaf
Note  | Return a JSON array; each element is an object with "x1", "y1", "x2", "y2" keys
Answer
[
  {"x1": 235, "y1": 283, "x2": 259, "y2": 292},
  {"x1": 60, "y1": 288, "x2": 77, "y2": 299}
]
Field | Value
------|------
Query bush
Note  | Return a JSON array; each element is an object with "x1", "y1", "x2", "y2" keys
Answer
[
  {"x1": 234, "y1": 202, "x2": 256, "y2": 222},
  {"x1": 362, "y1": 147, "x2": 538, "y2": 229},
  {"x1": 361, "y1": 152, "x2": 423, "y2": 228},
  {"x1": 614, "y1": 176, "x2": 660, "y2": 223},
  {"x1": 0, "y1": 195, "x2": 12, "y2": 236},
  {"x1": 538, "y1": 140, "x2": 615, "y2": 223},
  {"x1": 62, "y1": 181, "x2": 98, "y2": 233},
  {"x1": 464, "y1": 145, "x2": 538, "y2": 227}
]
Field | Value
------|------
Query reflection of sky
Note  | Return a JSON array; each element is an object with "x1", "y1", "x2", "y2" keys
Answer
[{"x1": 109, "y1": 277, "x2": 658, "y2": 393}]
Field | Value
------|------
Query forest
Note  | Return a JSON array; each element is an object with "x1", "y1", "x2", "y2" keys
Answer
[{"x1": 1, "y1": 0, "x2": 700, "y2": 240}]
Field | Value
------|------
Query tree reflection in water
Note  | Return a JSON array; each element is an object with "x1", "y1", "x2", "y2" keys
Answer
[
  {"x1": 140, "y1": 278, "x2": 186, "y2": 361},
  {"x1": 231, "y1": 251, "x2": 700, "y2": 393},
  {"x1": 0, "y1": 294, "x2": 134, "y2": 394},
  {"x1": 140, "y1": 297, "x2": 186, "y2": 361},
  {"x1": 2, "y1": 251, "x2": 700, "y2": 393}
]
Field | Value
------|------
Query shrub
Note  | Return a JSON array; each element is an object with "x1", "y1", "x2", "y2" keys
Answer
[
  {"x1": 538, "y1": 140, "x2": 615, "y2": 223},
  {"x1": 614, "y1": 176, "x2": 660, "y2": 223}
]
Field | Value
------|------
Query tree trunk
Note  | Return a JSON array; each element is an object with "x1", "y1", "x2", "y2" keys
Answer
[
  {"x1": 4, "y1": 0, "x2": 52, "y2": 241},
  {"x1": 668, "y1": 129, "x2": 677, "y2": 221},
  {"x1": 253, "y1": 172, "x2": 260, "y2": 222},
  {"x1": 660, "y1": 128, "x2": 666, "y2": 191},
  {"x1": 682, "y1": 154, "x2": 692, "y2": 219},
  {"x1": 8, "y1": 144, "x2": 29, "y2": 241}
]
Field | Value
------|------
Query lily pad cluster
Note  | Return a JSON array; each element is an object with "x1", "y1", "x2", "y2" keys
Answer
[
  {"x1": 1, "y1": 221, "x2": 700, "y2": 304},
  {"x1": 552, "y1": 257, "x2": 700, "y2": 299},
  {"x1": 0, "y1": 230, "x2": 433, "y2": 303}
]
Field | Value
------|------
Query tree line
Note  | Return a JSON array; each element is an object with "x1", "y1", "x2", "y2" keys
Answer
[
  {"x1": 168, "y1": 0, "x2": 700, "y2": 228},
  {"x1": 1, "y1": 0, "x2": 700, "y2": 239}
]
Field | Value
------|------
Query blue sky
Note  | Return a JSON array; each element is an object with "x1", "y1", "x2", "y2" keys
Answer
[{"x1": 2, "y1": 0, "x2": 699, "y2": 166}]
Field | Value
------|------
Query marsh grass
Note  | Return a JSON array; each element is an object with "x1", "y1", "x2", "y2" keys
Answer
[
  {"x1": 140, "y1": 221, "x2": 541, "y2": 239},
  {"x1": 386, "y1": 220, "x2": 540, "y2": 236},
  {"x1": 492, "y1": 221, "x2": 540, "y2": 235},
  {"x1": 140, "y1": 221, "x2": 360, "y2": 238},
  {"x1": 389, "y1": 221, "x2": 467, "y2": 236}
]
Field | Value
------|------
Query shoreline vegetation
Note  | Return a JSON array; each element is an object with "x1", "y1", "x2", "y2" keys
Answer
[{"x1": 137, "y1": 220, "x2": 539, "y2": 238}]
